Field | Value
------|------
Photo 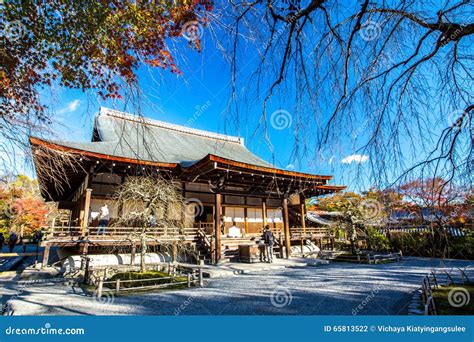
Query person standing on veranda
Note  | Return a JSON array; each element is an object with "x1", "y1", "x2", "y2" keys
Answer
[
  {"x1": 97, "y1": 203, "x2": 110, "y2": 235},
  {"x1": 263, "y1": 225, "x2": 275, "y2": 263}
]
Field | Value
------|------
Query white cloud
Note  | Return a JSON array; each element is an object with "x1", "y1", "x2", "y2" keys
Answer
[
  {"x1": 341, "y1": 154, "x2": 369, "y2": 164},
  {"x1": 286, "y1": 163, "x2": 295, "y2": 170},
  {"x1": 58, "y1": 99, "x2": 81, "y2": 114}
]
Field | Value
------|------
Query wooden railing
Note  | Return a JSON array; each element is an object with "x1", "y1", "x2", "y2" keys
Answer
[
  {"x1": 46, "y1": 226, "x2": 200, "y2": 240},
  {"x1": 290, "y1": 227, "x2": 333, "y2": 238},
  {"x1": 193, "y1": 222, "x2": 214, "y2": 235},
  {"x1": 196, "y1": 227, "x2": 214, "y2": 264}
]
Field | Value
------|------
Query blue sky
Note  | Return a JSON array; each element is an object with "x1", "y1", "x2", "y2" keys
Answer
[
  {"x1": 29, "y1": 2, "x2": 468, "y2": 192},
  {"x1": 41, "y1": 32, "x2": 376, "y2": 191}
]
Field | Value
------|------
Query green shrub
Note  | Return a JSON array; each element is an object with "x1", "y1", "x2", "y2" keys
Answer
[
  {"x1": 390, "y1": 232, "x2": 431, "y2": 256},
  {"x1": 366, "y1": 227, "x2": 390, "y2": 251},
  {"x1": 107, "y1": 271, "x2": 187, "y2": 289},
  {"x1": 449, "y1": 230, "x2": 474, "y2": 260},
  {"x1": 432, "y1": 285, "x2": 474, "y2": 315}
]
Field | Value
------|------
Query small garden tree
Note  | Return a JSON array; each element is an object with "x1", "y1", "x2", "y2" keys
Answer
[
  {"x1": 316, "y1": 191, "x2": 388, "y2": 254},
  {"x1": 112, "y1": 176, "x2": 191, "y2": 272}
]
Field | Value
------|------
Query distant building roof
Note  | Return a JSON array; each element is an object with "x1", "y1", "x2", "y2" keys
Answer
[{"x1": 49, "y1": 107, "x2": 273, "y2": 168}]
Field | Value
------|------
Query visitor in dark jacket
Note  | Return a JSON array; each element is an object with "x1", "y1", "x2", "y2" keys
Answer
[
  {"x1": 262, "y1": 225, "x2": 275, "y2": 263},
  {"x1": 8, "y1": 232, "x2": 18, "y2": 253}
]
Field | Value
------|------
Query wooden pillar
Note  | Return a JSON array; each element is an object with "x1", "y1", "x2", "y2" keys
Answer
[
  {"x1": 41, "y1": 244, "x2": 51, "y2": 269},
  {"x1": 78, "y1": 172, "x2": 91, "y2": 227},
  {"x1": 222, "y1": 206, "x2": 226, "y2": 235},
  {"x1": 282, "y1": 197, "x2": 291, "y2": 258},
  {"x1": 81, "y1": 188, "x2": 92, "y2": 236},
  {"x1": 262, "y1": 199, "x2": 268, "y2": 227},
  {"x1": 244, "y1": 207, "x2": 248, "y2": 237},
  {"x1": 78, "y1": 201, "x2": 85, "y2": 227},
  {"x1": 118, "y1": 176, "x2": 125, "y2": 217},
  {"x1": 79, "y1": 242, "x2": 89, "y2": 255},
  {"x1": 299, "y1": 194, "x2": 306, "y2": 238},
  {"x1": 214, "y1": 193, "x2": 222, "y2": 264}
]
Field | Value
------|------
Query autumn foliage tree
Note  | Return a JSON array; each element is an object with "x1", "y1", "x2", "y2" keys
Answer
[
  {"x1": 11, "y1": 197, "x2": 48, "y2": 238},
  {"x1": 1, "y1": 0, "x2": 213, "y2": 169},
  {"x1": 0, "y1": 175, "x2": 48, "y2": 238},
  {"x1": 315, "y1": 178, "x2": 472, "y2": 257},
  {"x1": 394, "y1": 177, "x2": 468, "y2": 257}
]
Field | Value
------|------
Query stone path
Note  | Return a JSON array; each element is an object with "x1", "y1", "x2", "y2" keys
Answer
[{"x1": 2, "y1": 257, "x2": 472, "y2": 315}]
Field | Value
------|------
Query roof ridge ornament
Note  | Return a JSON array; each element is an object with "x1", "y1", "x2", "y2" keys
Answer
[{"x1": 99, "y1": 107, "x2": 245, "y2": 146}]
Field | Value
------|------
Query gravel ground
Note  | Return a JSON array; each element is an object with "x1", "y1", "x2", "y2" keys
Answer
[{"x1": 2, "y1": 257, "x2": 473, "y2": 315}]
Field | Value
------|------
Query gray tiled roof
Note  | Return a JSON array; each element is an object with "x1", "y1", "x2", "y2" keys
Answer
[{"x1": 52, "y1": 107, "x2": 273, "y2": 168}]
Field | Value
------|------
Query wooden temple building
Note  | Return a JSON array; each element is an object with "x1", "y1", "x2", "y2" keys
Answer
[{"x1": 31, "y1": 107, "x2": 345, "y2": 266}]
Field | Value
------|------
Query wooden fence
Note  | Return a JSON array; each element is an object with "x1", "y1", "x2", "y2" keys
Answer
[
  {"x1": 367, "y1": 251, "x2": 402, "y2": 264},
  {"x1": 421, "y1": 268, "x2": 470, "y2": 315},
  {"x1": 421, "y1": 274, "x2": 438, "y2": 315},
  {"x1": 95, "y1": 266, "x2": 205, "y2": 298}
]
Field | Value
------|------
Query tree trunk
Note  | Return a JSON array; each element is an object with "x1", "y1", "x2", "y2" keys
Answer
[
  {"x1": 350, "y1": 224, "x2": 356, "y2": 255},
  {"x1": 140, "y1": 234, "x2": 147, "y2": 273}
]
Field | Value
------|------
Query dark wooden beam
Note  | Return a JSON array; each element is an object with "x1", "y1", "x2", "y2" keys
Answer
[
  {"x1": 214, "y1": 192, "x2": 222, "y2": 264},
  {"x1": 282, "y1": 197, "x2": 291, "y2": 259}
]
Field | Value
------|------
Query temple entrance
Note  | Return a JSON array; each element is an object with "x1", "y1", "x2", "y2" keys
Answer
[{"x1": 194, "y1": 205, "x2": 214, "y2": 234}]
